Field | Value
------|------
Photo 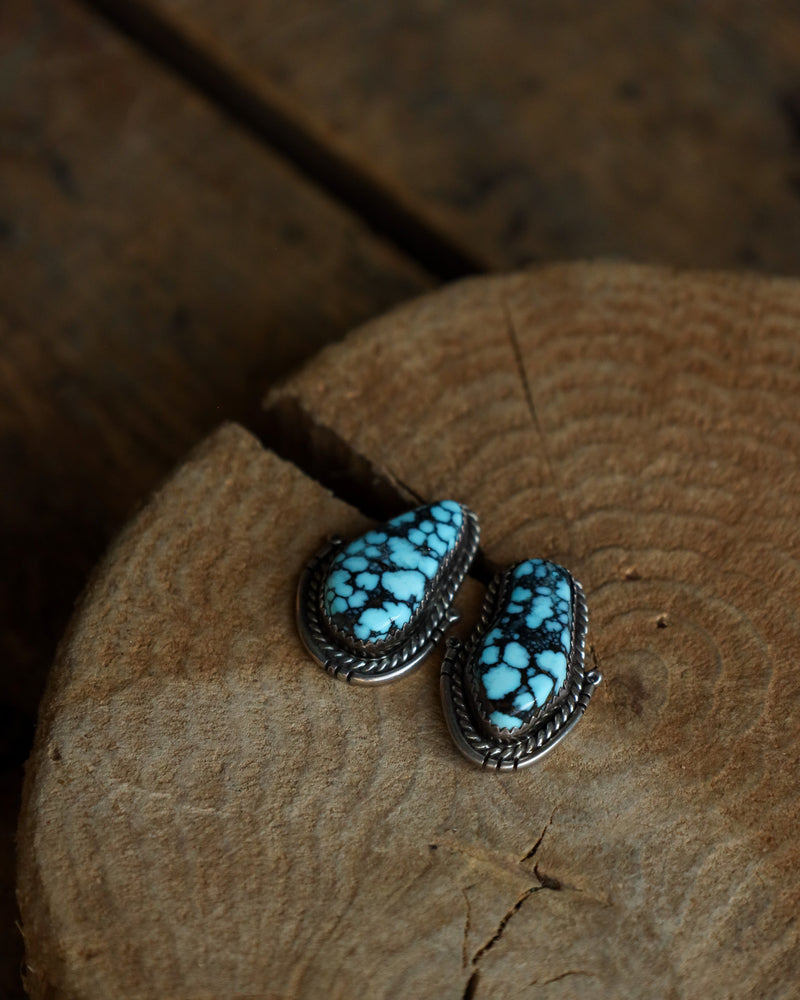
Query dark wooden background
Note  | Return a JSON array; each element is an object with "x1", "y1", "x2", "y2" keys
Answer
[{"x1": 4, "y1": 1, "x2": 800, "y2": 994}]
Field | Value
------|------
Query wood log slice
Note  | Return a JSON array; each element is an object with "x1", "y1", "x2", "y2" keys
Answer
[{"x1": 18, "y1": 262, "x2": 800, "y2": 998}]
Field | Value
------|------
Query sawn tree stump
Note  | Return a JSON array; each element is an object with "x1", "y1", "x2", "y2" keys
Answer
[{"x1": 18, "y1": 263, "x2": 800, "y2": 998}]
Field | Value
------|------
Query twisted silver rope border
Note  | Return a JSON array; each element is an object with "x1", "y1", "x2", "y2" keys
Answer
[
  {"x1": 297, "y1": 509, "x2": 480, "y2": 685},
  {"x1": 440, "y1": 567, "x2": 601, "y2": 770}
]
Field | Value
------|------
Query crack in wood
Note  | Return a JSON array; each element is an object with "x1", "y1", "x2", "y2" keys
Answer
[
  {"x1": 533, "y1": 864, "x2": 563, "y2": 892},
  {"x1": 385, "y1": 471, "x2": 426, "y2": 506},
  {"x1": 431, "y1": 838, "x2": 538, "y2": 882},
  {"x1": 460, "y1": 810, "x2": 600, "y2": 984},
  {"x1": 462, "y1": 968, "x2": 480, "y2": 1000},
  {"x1": 461, "y1": 887, "x2": 473, "y2": 970},
  {"x1": 501, "y1": 300, "x2": 574, "y2": 556},
  {"x1": 259, "y1": 392, "x2": 494, "y2": 582},
  {"x1": 469, "y1": 885, "x2": 540, "y2": 968},
  {"x1": 519, "y1": 806, "x2": 557, "y2": 864},
  {"x1": 259, "y1": 393, "x2": 413, "y2": 522},
  {"x1": 530, "y1": 969, "x2": 595, "y2": 987},
  {"x1": 77, "y1": 0, "x2": 488, "y2": 282}
]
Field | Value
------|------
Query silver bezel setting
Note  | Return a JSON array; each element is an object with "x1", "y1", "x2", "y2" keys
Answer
[
  {"x1": 440, "y1": 566, "x2": 601, "y2": 770},
  {"x1": 297, "y1": 508, "x2": 480, "y2": 684}
]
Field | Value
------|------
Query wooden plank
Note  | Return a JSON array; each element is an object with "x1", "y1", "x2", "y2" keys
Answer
[
  {"x1": 19, "y1": 264, "x2": 800, "y2": 997},
  {"x1": 0, "y1": 0, "x2": 429, "y2": 712},
  {"x1": 1, "y1": 1, "x2": 428, "y2": 994},
  {"x1": 124, "y1": 0, "x2": 800, "y2": 273}
]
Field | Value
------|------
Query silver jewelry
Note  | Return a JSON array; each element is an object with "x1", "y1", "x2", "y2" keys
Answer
[
  {"x1": 297, "y1": 501, "x2": 479, "y2": 684},
  {"x1": 441, "y1": 559, "x2": 601, "y2": 770}
]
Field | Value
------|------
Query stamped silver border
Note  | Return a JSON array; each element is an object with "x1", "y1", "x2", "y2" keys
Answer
[
  {"x1": 297, "y1": 508, "x2": 480, "y2": 684},
  {"x1": 440, "y1": 565, "x2": 601, "y2": 770}
]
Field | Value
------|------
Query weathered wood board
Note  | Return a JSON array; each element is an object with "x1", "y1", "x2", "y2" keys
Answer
[
  {"x1": 1, "y1": 0, "x2": 429, "y2": 993},
  {"x1": 0, "y1": 0, "x2": 429, "y2": 736},
  {"x1": 0, "y1": 0, "x2": 429, "y2": 708},
  {"x1": 18, "y1": 264, "x2": 800, "y2": 997},
  {"x1": 147, "y1": 0, "x2": 800, "y2": 272}
]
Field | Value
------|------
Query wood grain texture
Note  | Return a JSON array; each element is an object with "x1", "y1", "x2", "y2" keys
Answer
[
  {"x1": 1, "y1": 1, "x2": 428, "y2": 992},
  {"x1": 19, "y1": 263, "x2": 800, "y2": 997},
  {"x1": 267, "y1": 262, "x2": 800, "y2": 995},
  {"x1": 146, "y1": 0, "x2": 800, "y2": 272},
  {"x1": 0, "y1": 0, "x2": 428, "y2": 711}
]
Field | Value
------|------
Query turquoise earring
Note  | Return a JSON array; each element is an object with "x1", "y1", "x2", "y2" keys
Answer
[
  {"x1": 441, "y1": 559, "x2": 601, "y2": 770},
  {"x1": 297, "y1": 501, "x2": 480, "y2": 683}
]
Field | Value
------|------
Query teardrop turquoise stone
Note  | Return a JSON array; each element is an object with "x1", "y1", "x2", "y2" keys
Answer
[
  {"x1": 323, "y1": 500, "x2": 465, "y2": 646},
  {"x1": 473, "y1": 560, "x2": 574, "y2": 732}
]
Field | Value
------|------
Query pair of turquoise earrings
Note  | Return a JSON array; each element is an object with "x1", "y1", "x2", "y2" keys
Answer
[{"x1": 296, "y1": 501, "x2": 601, "y2": 771}]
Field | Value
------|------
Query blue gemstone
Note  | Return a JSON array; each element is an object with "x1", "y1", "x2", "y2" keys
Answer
[
  {"x1": 323, "y1": 500, "x2": 466, "y2": 647},
  {"x1": 472, "y1": 560, "x2": 574, "y2": 733}
]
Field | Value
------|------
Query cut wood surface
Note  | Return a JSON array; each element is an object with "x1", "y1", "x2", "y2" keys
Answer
[
  {"x1": 146, "y1": 0, "x2": 800, "y2": 272},
  {"x1": 19, "y1": 263, "x2": 800, "y2": 998}
]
